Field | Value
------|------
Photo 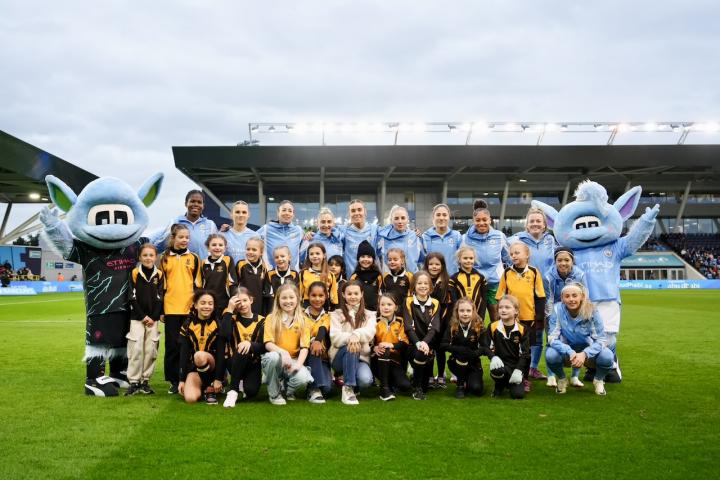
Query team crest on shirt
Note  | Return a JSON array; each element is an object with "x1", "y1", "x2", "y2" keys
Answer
[
  {"x1": 152, "y1": 278, "x2": 158, "y2": 285},
  {"x1": 604, "y1": 249, "x2": 613, "y2": 258},
  {"x1": 448, "y1": 238, "x2": 456, "y2": 247},
  {"x1": 489, "y1": 239, "x2": 497, "y2": 246},
  {"x1": 513, "y1": 335, "x2": 520, "y2": 344}
]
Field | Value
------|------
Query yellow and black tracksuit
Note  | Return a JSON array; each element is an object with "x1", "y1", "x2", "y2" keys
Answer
[
  {"x1": 350, "y1": 269, "x2": 382, "y2": 311},
  {"x1": 449, "y1": 268, "x2": 488, "y2": 322},
  {"x1": 160, "y1": 248, "x2": 201, "y2": 385},
  {"x1": 201, "y1": 255, "x2": 235, "y2": 311},
  {"x1": 300, "y1": 268, "x2": 339, "y2": 309},
  {"x1": 404, "y1": 295, "x2": 441, "y2": 391},
  {"x1": 372, "y1": 315, "x2": 411, "y2": 392},
  {"x1": 262, "y1": 269, "x2": 300, "y2": 314},
  {"x1": 483, "y1": 320, "x2": 530, "y2": 398},
  {"x1": 128, "y1": 265, "x2": 164, "y2": 321},
  {"x1": 431, "y1": 277, "x2": 453, "y2": 379},
  {"x1": 440, "y1": 323, "x2": 486, "y2": 395},
  {"x1": 220, "y1": 311, "x2": 265, "y2": 398},
  {"x1": 381, "y1": 269, "x2": 413, "y2": 302},
  {"x1": 496, "y1": 265, "x2": 546, "y2": 348},
  {"x1": 179, "y1": 315, "x2": 225, "y2": 387},
  {"x1": 235, "y1": 259, "x2": 266, "y2": 316}
]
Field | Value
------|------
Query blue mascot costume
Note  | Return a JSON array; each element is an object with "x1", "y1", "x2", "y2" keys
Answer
[
  {"x1": 40, "y1": 173, "x2": 164, "y2": 396},
  {"x1": 531, "y1": 180, "x2": 658, "y2": 383}
]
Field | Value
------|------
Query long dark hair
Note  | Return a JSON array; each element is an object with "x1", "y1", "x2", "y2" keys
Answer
[
  {"x1": 302, "y1": 242, "x2": 330, "y2": 283},
  {"x1": 340, "y1": 280, "x2": 367, "y2": 329},
  {"x1": 423, "y1": 252, "x2": 450, "y2": 302}
]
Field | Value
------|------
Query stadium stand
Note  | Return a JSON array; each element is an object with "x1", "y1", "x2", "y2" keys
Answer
[{"x1": 662, "y1": 233, "x2": 720, "y2": 279}]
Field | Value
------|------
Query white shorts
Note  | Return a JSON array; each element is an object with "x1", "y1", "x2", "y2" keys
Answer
[{"x1": 596, "y1": 301, "x2": 621, "y2": 334}]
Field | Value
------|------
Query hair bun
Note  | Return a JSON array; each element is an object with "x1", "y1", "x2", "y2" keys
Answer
[{"x1": 473, "y1": 199, "x2": 488, "y2": 210}]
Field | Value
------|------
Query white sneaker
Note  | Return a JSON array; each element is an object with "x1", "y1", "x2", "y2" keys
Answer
[
  {"x1": 546, "y1": 376, "x2": 557, "y2": 388},
  {"x1": 223, "y1": 390, "x2": 239, "y2": 408},
  {"x1": 285, "y1": 391, "x2": 296, "y2": 401},
  {"x1": 570, "y1": 376, "x2": 584, "y2": 388},
  {"x1": 341, "y1": 385, "x2": 359, "y2": 405},
  {"x1": 556, "y1": 377, "x2": 568, "y2": 394},
  {"x1": 269, "y1": 395, "x2": 287, "y2": 405},
  {"x1": 308, "y1": 389, "x2": 326, "y2": 404},
  {"x1": 593, "y1": 379, "x2": 607, "y2": 396}
]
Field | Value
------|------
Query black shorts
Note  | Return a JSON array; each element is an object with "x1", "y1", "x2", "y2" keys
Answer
[{"x1": 86, "y1": 312, "x2": 131, "y2": 348}]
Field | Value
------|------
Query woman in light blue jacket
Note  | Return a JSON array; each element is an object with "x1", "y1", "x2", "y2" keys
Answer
[
  {"x1": 377, "y1": 205, "x2": 422, "y2": 274},
  {"x1": 300, "y1": 207, "x2": 343, "y2": 264},
  {"x1": 421, "y1": 203, "x2": 462, "y2": 275},
  {"x1": 461, "y1": 199, "x2": 510, "y2": 323},
  {"x1": 257, "y1": 200, "x2": 304, "y2": 271}
]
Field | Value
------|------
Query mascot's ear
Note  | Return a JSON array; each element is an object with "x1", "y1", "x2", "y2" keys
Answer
[
  {"x1": 137, "y1": 173, "x2": 164, "y2": 207},
  {"x1": 613, "y1": 186, "x2": 642, "y2": 222},
  {"x1": 45, "y1": 175, "x2": 77, "y2": 213},
  {"x1": 531, "y1": 200, "x2": 558, "y2": 229}
]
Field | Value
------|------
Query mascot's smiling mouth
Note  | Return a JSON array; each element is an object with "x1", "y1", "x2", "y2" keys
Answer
[
  {"x1": 86, "y1": 230, "x2": 138, "y2": 243},
  {"x1": 577, "y1": 236, "x2": 602, "y2": 243}
]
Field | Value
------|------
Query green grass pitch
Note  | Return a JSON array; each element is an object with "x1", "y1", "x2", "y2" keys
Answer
[{"x1": 0, "y1": 290, "x2": 718, "y2": 479}]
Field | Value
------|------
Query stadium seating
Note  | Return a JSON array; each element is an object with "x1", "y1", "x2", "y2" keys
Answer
[{"x1": 661, "y1": 233, "x2": 720, "y2": 279}]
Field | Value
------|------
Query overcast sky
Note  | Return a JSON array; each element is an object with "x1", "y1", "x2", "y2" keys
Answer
[{"x1": 1, "y1": 0, "x2": 719, "y2": 232}]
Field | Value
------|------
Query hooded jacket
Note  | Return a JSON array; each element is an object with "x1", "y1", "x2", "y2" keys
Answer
[
  {"x1": 461, "y1": 226, "x2": 510, "y2": 285},
  {"x1": 421, "y1": 227, "x2": 462, "y2": 275},
  {"x1": 377, "y1": 225, "x2": 422, "y2": 274}
]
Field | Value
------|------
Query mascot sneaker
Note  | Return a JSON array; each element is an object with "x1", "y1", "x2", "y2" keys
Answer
[
  {"x1": 85, "y1": 377, "x2": 119, "y2": 397},
  {"x1": 107, "y1": 375, "x2": 130, "y2": 389}
]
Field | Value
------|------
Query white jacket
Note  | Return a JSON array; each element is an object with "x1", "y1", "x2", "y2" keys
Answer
[{"x1": 329, "y1": 309, "x2": 377, "y2": 364}]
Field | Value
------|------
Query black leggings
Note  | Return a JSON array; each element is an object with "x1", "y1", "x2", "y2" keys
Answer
[
  {"x1": 163, "y1": 315, "x2": 185, "y2": 384},
  {"x1": 447, "y1": 358, "x2": 484, "y2": 396},
  {"x1": 492, "y1": 366, "x2": 525, "y2": 399},
  {"x1": 229, "y1": 353, "x2": 262, "y2": 399},
  {"x1": 409, "y1": 347, "x2": 435, "y2": 391},
  {"x1": 373, "y1": 358, "x2": 411, "y2": 392}
]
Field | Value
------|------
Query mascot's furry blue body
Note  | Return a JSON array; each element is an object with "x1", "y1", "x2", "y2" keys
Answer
[
  {"x1": 41, "y1": 174, "x2": 163, "y2": 396},
  {"x1": 532, "y1": 181, "x2": 658, "y2": 381}
]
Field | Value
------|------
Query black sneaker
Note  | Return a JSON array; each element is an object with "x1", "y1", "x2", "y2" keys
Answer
[
  {"x1": 140, "y1": 381, "x2": 155, "y2": 395},
  {"x1": 455, "y1": 386, "x2": 466, "y2": 399},
  {"x1": 436, "y1": 376, "x2": 447, "y2": 389},
  {"x1": 85, "y1": 377, "x2": 119, "y2": 397},
  {"x1": 125, "y1": 383, "x2": 141, "y2": 396},
  {"x1": 205, "y1": 391, "x2": 218, "y2": 405},
  {"x1": 412, "y1": 388, "x2": 426, "y2": 401},
  {"x1": 379, "y1": 388, "x2": 396, "y2": 401},
  {"x1": 491, "y1": 388, "x2": 503, "y2": 398},
  {"x1": 167, "y1": 382, "x2": 179, "y2": 395}
]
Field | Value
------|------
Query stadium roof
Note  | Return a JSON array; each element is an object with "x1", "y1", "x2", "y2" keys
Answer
[
  {"x1": 173, "y1": 144, "x2": 720, "y2": 198},
  {"x1": 0, "y1": 130, "x2": 97, "y2": 204}
]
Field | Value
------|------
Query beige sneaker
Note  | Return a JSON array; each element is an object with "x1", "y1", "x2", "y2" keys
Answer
[
  {"x1": 570, "y1": 376, "x2": 584, "y2": 388},
  {"x1": 269, "y1": 395, "x2": 287, "y2": 405},
  {"x1": 593, "y1": 379, "x2": 607, "y2": 396},
  {"x1": 546, "y1": 376, "x2": 557, "y2": 388},
  {"x1": 556, "y1": 377, "x2": 568, "y2": 394},
  {"x1": 341, "y1": 385, "x2": 359, "y2": 405}
]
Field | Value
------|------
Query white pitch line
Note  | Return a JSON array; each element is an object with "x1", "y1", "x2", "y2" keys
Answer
[{"x1": 0, "y1": 299, "x2": 76, "y2": 306}]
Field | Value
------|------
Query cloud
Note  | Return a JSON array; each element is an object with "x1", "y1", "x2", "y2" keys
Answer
[{"x1": 1, "y1": 1, "x2": 719, "y2": 232}]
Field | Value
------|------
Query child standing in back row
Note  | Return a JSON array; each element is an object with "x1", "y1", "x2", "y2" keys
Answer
[
  {"x1": 300, "y1": 242, "x2": 339, "y2": 309},
  {"x1": 201, "y1": 233, "x2": 235, "y2": 312},
  {"x1": 382, "y1": 247, "x2": 413, "y2": 300},
  {"x1": 263, "y1": 245, "x2": 300, "y2": 314},
  {"x1": 235, "y1": 237, "x2": 266, "y2": 316},
  {"x1": 350, "y1": 240, "x2": 383, "y2": 311},
  {"x1": 126, "y1": 243, "x2": 164, "y2": 396}
]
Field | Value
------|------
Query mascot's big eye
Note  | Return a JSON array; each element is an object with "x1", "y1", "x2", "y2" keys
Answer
[
  {"x1": 573, "y1": 215, "x2": 602, "y2": 230},
  {"x1": 88, "y1": 204, "x2": 135, "y2": 226}
]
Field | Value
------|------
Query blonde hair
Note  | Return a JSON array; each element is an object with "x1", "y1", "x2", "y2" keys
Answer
[
  {"x1": 561, "y1": 283, "x2": 595, "y2": 319},
  {"x1": 450, "y1": 297, "x2": 483, "y2": 336},
  {"x1": 509, "y1": 241, "x2": 530, "y2": 256},
  {"x1": 498, "y1": 294, "x2": 520, "y2": 319},
  {"x1": 266, "y1": 283, "x2": 306, "y2": 345},
  {"x1": 524, "y1": 207, "x2": 548, "y2": 232},
  {"x1": 385, "y1": 204, "x2": 409, "y2": 227},
  {"x1": 273, "y1": 245, "x2": 291, "y2": 259},
  {"x1": 317, "y1": 207, "x2": 335, "y2": 224},
  {"x1": 246, "y1": 236, "x2": 265, "y2": 254},
  {"x1": 455, "y1": 246, "x2": 476, "y2": 263}
]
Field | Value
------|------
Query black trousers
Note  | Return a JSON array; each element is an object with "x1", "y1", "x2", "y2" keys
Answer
[
  {"x1": 492, "y1": 366, "x2": 525, "y2": 399},
  {"x1": 447, "y1": 357, "x2": 484, "y2": 396},
  {"x1": 409, "y1": 347, "x2": 435, "y2": 391},
  {"x1": 229, "y1": 353, "x2": 262, "y2": 398},
  {"x1": 163, "y1": 315, "x2": 185, "y2": 384},
  {"x1": 372, "y1": 357, "x2": 411, "y2": 392}
]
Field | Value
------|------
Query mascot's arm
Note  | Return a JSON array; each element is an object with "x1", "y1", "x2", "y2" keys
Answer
[
  {"x1": 621, "y1": 204, "x2": 660, "y2": 258},
  {"x1": 40, "y1": 206, "x2": 74, "y2": 259}
]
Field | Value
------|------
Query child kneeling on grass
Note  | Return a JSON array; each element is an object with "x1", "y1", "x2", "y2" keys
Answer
[
  {"x1": 484, "y1": 295, "x2": 530, "y2": 400},
  {"x1": 441, "y1": 297, "x2": 485, "y2": 399},
  {"x1": 262, "y1": 283, "x2": 313, "y2": 405},
  {"x1": 126, "y1": 243, "x2": 164, "y2": 396},
  {"x1": 222, "y1": 288, "x2": 266, "y2": 408},
  {"x1": 546, "y1": 282, "x2": 614, "y2": 396},
  {"x1": 178, "y1": 290, "x2": 225, "y2": 404}
]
